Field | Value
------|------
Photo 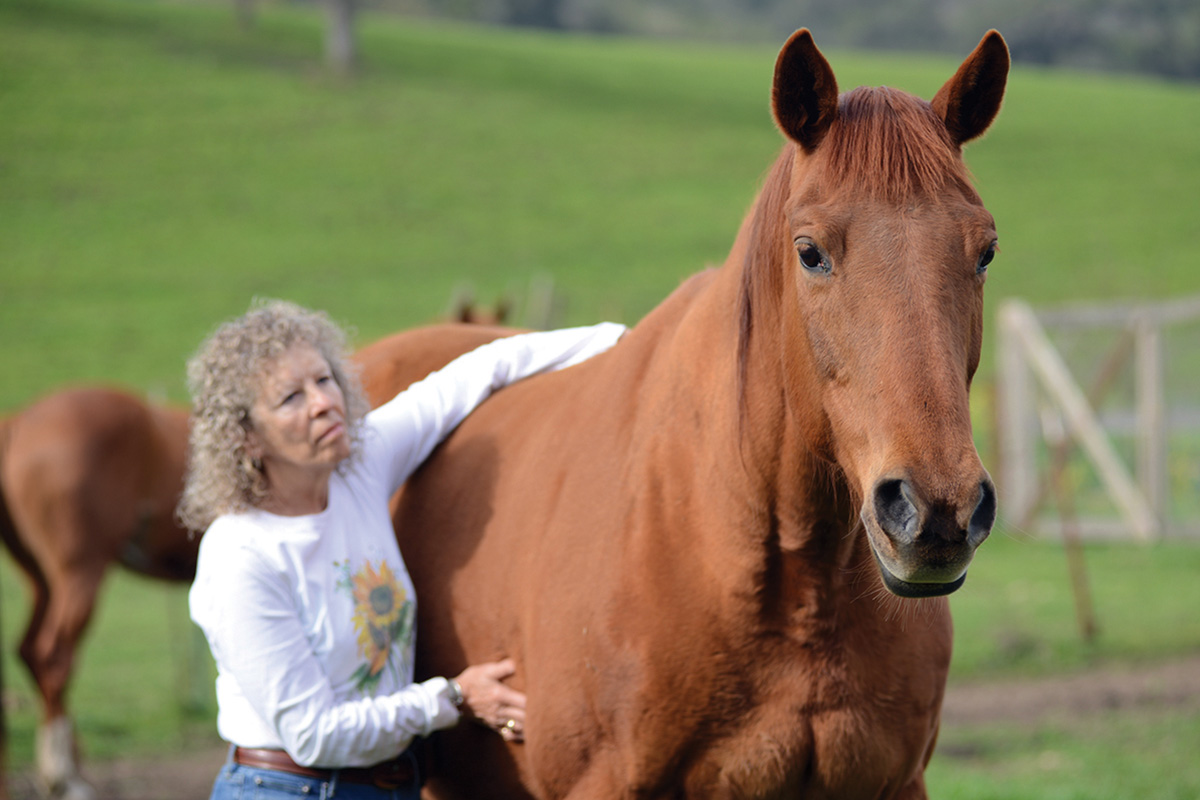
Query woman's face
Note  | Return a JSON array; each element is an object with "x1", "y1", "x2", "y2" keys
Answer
[{"x1": 245, "y1": 342, "x2": 352, "y2": 487}]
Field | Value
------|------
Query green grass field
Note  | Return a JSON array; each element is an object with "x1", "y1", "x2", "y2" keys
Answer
[
  {"x1": 2, "y1": 0, "x2": 1198, "y2": 794},
  {"x1": 3, "y1": 0, "x2": 1198, "y2": 413},
  {"x1": 928, "y1": 706, "x2": 1200, "y2": 799}
]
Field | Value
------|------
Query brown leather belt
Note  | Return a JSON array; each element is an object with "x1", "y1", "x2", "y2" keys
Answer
[{"x1": 233, "y1": 746, "x2": 419, "y2": 789}]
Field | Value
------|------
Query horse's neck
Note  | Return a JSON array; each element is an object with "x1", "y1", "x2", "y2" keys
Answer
[{"x1": 620, "y1": 221, "x2": 861, "y2": 618}]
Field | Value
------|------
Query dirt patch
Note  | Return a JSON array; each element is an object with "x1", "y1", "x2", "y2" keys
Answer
[
  {"x1": 940, "y1": 652, "x2": 1200, "y2": 727},
  {"x1": 4, "y1": 745, "x2": 228, "y2": 800},
  {"x1": 6, "y1": 654, "x2": 1200, "y2": 799}
]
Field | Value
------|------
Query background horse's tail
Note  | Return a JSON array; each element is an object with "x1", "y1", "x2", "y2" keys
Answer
[
  {"x1": 0, "y1": 409, "x2": 52, "y2": 798},
  {"x1": 0, "y1": 412, "x2": 14, "y2": 793},
  {"x1": 0, "y1": 409, "x2": 43, "y2": 602},
  {"x1": 0, "y1": 409, "x2": 42, "y2": 799},
  {"x1": 0, "y1": 412, "x2": 14, "y2": 543}
]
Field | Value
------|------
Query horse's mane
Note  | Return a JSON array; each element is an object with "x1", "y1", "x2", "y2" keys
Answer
[
  {"x1": 737, "y1": 148, "x2": 792, "y2": 408},
  {"x1": 736, "y1": 86, "x2": 976, "y2": 426}
]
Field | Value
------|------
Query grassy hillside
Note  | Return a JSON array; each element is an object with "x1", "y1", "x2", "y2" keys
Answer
[
  {"x1": 1, "y1": 0, "x2": 1198, "y2": 791},
  {"x1": 2, "y1": 0, "x2": 1197, "y2": 416}
]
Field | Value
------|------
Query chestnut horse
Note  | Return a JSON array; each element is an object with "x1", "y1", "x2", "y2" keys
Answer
[
  {"x1": 364, "y1": 29, "x2": 1008, "y2": 799},
  {"x1": 0, "y1": 388, "x2": 192, "y2": 800}
]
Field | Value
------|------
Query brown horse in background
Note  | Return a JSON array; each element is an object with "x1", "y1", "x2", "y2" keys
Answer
[
  {"x1": 0, "y1": 388, "x2": 192, "y2": 800},
  {"x1": 364, "y1": 29, "x2": 1008, "y2": 798}
]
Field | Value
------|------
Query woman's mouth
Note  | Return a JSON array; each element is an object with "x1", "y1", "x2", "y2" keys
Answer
[{"x1": 316, "y1": 422, "x2": 344, "y2": 444}]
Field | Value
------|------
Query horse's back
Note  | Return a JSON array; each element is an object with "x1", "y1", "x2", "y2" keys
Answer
[
  {"x1": 353, "y1": 323, "x2": 523, "y2": 407},
  {"x1": 2, "y1": 387, "x2": 192, "y2": 576},
  {"x1": 5, "y1": 387, "x2": 143, "y2": 505}
]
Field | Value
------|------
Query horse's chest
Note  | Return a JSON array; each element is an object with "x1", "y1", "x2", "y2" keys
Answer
[
  {"x1": 678, "y1": 613, "x2": 949, "y2": 799},
  {"x1": 698, "y1": 688, "x2": 940, "y2": 799}
]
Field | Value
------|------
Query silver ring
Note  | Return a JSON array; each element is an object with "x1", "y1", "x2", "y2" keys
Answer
[{"x1": 505, "y1": 719, "x2": 516, "y2": 730}]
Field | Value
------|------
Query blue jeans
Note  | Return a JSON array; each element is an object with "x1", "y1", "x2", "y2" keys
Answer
[{"x1": 208, "y1": 748, "x2": 421, "y2": 800}]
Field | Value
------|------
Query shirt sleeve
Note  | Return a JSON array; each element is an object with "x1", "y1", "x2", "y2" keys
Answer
[
  {"x1": 363, "y1": 321, "x2": 626, "y2": 494},
  {"x1": 191, "y1": 539, "x2": 462, "y2": 767}
]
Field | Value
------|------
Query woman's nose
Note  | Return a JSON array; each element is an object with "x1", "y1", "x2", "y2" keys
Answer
[{"x1": 308, "y1": 382, "x2": 336, "y2": 414}]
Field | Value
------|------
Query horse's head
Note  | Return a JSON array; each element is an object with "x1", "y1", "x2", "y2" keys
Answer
[{"x1": 761, "y1": 30, "x2": 1008, "y2": 598}]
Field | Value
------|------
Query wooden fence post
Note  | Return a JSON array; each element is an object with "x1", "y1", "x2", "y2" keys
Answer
[
  {"x1": 997, "y1": 301, "x2": 1038, "y2": 527},
  {"x1": 1135, "y1": 315, "x2": 1167, "y2": 534},
  {"x1": 1000, "y1": 300, "x2": 1159, "y2": 540}
]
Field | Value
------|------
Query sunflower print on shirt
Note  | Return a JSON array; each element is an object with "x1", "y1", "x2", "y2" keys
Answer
[{"x1": 335, "y1": 559, "x2": 415, "y2": 692}]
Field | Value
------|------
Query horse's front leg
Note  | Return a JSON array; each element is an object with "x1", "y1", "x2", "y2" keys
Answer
[
  {"x1": 890, "y1": 717, "x2": 941, "y2": 800},
  {"x1": 892, "y1": 770, "x2": 931, "y2": 800}
]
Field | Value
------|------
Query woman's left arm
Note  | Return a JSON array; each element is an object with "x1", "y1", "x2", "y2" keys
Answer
[{"x1": 365, "y1": 322, "x2": 625, "y2": 492}]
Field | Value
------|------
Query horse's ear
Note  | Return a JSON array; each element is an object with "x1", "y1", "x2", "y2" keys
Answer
[
  {"x1": 931, "y1": 30, "x2": 1010, "y2": 147},
  {"x1": 772, "y1": 29, "x2": 839, "y2": 153}
]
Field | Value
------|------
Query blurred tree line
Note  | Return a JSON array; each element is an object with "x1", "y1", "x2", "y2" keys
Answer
[{"x1": 360, "y1": 0, "x2": 1200, "y2": 80}]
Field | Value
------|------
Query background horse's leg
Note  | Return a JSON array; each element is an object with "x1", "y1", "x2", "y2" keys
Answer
[
  {"x1": 3, "y1": 499, "x2": 64, "y2": 800},
  {"x1": 35, "y1": 717, "x2": 93, "y2": 800},
  {"x1": 19, "y1": 553, "x2": 104, "y2": 800}
]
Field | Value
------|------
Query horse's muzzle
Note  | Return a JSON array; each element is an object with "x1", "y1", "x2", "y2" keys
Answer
[{"x1": 863, "y1": 475, "x2": 996, "y2": 597}]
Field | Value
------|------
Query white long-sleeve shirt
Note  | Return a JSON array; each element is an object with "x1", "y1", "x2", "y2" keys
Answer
[{"x1": 189, "y1": 323, "x2": 624, "y2": 768}]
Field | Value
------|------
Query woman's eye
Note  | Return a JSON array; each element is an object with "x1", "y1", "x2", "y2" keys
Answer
[
  {"x1": 978, "y1": 242, "x2": 997, "y2": 274},
  {"x1": 797, "y1": 241, "x2": 830, "y2": 274}
]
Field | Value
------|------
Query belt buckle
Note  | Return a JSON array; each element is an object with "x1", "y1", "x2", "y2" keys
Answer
[{"x1": 370, "y1": 757, "x2": 413, "y2": 790}]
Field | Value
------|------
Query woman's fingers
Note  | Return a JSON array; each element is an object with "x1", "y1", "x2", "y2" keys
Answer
[
  {"x1": 455, "y1": 659, "x2": 527, "y2": 742},
  {"x1": 496, "y1": 705, "x2": 524, "y2": 742},
  {"x1": 498, "y1": 718, "x2": 523, "y2": 743},
  {"x1": 485, "y1": 694, "x2": 526, "y2": 730},
  {"x1": 481, "y1": 658, "x2": 516, "y2": 681},
  {"x1": 492, "y1": 684, "x2": 526, "y2": 711}
]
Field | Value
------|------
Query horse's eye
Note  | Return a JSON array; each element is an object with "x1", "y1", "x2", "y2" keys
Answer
[
  {"x1": 977, "y1": 242, "x2": 997, "y2": 274},
  {"x1": 796, "y1": 241, "x2": 830, "y2": 274}
]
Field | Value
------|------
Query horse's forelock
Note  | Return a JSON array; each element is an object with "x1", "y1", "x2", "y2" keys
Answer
[
  {"x1": 737, "y1": 86, "x2": 977, "y2": 387},
  {"x1": 817, "y1": 86, "x2": 971, "y2": 202}
]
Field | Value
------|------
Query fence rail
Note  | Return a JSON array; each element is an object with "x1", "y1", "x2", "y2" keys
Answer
[{"x1": 996, "y1": 295, "x2": 1200, "y2": 540}]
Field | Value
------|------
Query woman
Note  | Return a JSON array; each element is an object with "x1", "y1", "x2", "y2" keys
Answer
[{"x1": 179, "y1": 300, "x2": 624, "y2": 799}]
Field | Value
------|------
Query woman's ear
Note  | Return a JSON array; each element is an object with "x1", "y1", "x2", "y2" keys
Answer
[{"x1": 243, "y1": 416, "x2": 264, "y2": 462}]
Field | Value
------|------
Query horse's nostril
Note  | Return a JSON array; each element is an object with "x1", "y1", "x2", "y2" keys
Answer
[
  {"x1": 874, "y1": 478, "x2": 919, "y2": 543},
  {"x1": 968, "y1": 479, "x2": 997, "y2": 546}
]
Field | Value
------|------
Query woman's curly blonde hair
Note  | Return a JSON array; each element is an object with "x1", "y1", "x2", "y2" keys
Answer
[{"x1": 176, "y1": 299, "x2": 370, "y2": 532}]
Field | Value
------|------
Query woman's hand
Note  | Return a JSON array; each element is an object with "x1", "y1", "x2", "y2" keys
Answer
[{"x1": 454, "y1": 659, "x2": 527, "y2": 742}]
